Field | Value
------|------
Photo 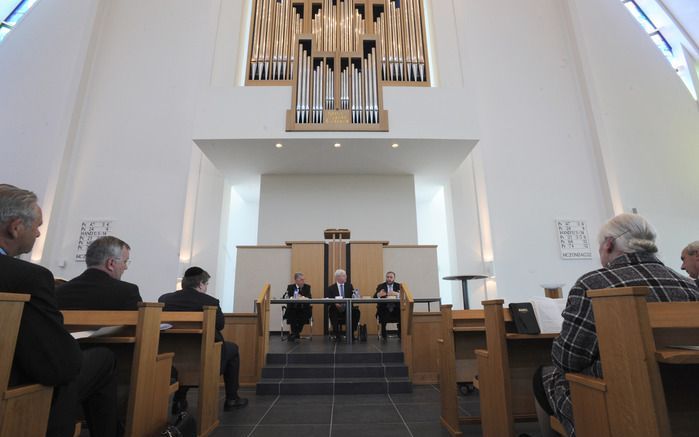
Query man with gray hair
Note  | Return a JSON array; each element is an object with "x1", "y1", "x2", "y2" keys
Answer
[
  {"x1": 0, "y1": 184, "x2": 119, "y2": 436},
  {"x1": 325, "y1": 269, "x2": 360, "y2": 341},
  {"x1": 681, "y1": 241, "x2": 699, "y2": 286},
  {"x1": 534, "y1": 213, "x2": 699, "y2": 437},
  {"x1": 57, "y1": 236, "x2": 142, "y2": 310}
]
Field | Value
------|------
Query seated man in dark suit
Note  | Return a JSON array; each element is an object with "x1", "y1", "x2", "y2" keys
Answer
[
  {"x1": 0, "y1": 184, "x2": 118, "y2": 437},
  {"x1": 158, "y1": 267, "x2": 248, "y2": 413},
  {"x1": 57, "y1": 236, "x2": 142, "y2": 310},
  {"x1": 283, "y1": 272, "x2": 312, "y2": 342},
  {"x1": 326, "y1": 269, "x2": 360, "y2": 341},
  {"x1": 374, "y1": 271, "x2": 401, "y2": 340}
]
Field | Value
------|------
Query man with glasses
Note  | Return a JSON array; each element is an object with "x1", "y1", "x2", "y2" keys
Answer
[{"x1": 57, "y1": 236, "x2": 142, "y2": 310}]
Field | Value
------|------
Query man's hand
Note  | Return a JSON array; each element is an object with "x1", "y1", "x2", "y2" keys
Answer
[{"x1": 378, "y1": 290, "x2": 387, "y2": 298}]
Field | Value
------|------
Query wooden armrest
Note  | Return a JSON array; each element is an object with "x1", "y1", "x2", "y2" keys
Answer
[
  {"x1": 162, "y1": 328, "x2": 203, "y2": 334},
  {"x1": 550, "y1": 416, "x2": 567, "y2": 436},
  {"x1": 79, "y1": 336, "x2": 136, "y2": 343},
  {"x1": 168, "y1": 382, "x2": 180, "y2": 395},
  {"x1": 453, "y1": 327, "x2": 486, "y2": 332},
  {"x1": 655, "y1": 348, "x2": 699, "y2": 364},
  {"x1": 5, "y1": 383, "x2": 52, "y2": 399},
  {"x1": 506, "y1": 333, "x2": 558, "y2": 340},
  {"x1": 472, "y1": 377, "x2": 480, "y2": 390},
  {"x1": 474, "y1": 349, "x2": 488, "y2": 358},
  {"x1": 565, "y1": 373, "x2": 607, "y2": 392}
]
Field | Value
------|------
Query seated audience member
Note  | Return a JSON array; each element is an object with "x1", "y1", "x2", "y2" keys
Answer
[
  {"x1": 283, "y1": 272, "x2": 312, "y2": 341},
  {"x1": 326, "y1": 269, "x2": 360, "y2": 341},
  {"x1": 533, "y1": 213, "x2": 699, "y2": 437},
  {"x1": 0, "y1": 184, "x2": 118, "y2": 437},
  {"x1": 57, "y1": 236, "x2": 142, "y2": 310},
  {"x1": 373, "y1": 271, "x2": 401, "y2": 340},
  {"x1": 681, "y1": 240, "x2": 699, "y2": 287},
  {"x1": 158, "y1": 267, "x2": 248, "y2": 413}
]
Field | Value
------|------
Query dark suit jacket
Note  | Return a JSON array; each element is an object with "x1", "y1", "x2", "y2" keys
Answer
[
  {"x1": 158, "y1": 288, "x2": 225, "y2": 342},
  {"x1": 374, "y1": 282, "x2": 401, "y2": 317},
  {"x1": 56, "y1": 268, "x2": 142, "y2": 311},
  {"x1": 374, "y1": 282, "x2": 401, "y2": 295},
  {"x1": 284, "y1": 283, "x2": 312, "y2": 320},
  {"x1": 0, "y1": 254, "x2": 82, "y2": 387},
  {"x1": 326, "y1": 282, "x2": 355, "y2": 299}
]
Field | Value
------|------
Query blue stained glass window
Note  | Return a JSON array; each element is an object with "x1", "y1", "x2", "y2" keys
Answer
[
  {"x1": 621, "y1": 0, "x2": 675, "y2": 67},
  {"x1": 0, "y1": 0, "x2": 39, "y2": 43}
]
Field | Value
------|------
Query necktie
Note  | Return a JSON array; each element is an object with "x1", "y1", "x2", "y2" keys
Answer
[{"x1": 340, "y1": 284, "x2": 344, "y2": 296}]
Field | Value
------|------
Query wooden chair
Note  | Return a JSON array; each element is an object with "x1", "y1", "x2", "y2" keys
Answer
[
  {"x1": 474, "y1": 299, "x2": 558, "y2": 437},
  {"x1": 566, "y1": 287, "x2": 699, "y2": 437},
  {"x1": 0, "y1": 293, "x2": 53, "y2": 437},
  {"x1": 159, "y1": 306, "x2": 222, "y2": 437},
  {"x1": 62, "y1": 303, "x2": 176, "y2": 437}
]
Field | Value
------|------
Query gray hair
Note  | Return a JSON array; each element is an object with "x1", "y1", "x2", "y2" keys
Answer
[
  {"x1": 85, "y1": 236, "x2": 131, "y2": 267},
  {"x1": 598, "y1": 213, "x2": 658, "y2": 254},
  {"x1": 334, "y1": 269, "x2": 346, "y2": 278},
  {"x1": 0, "y1": 184, "x2": 38, "y2": 226},
  {"x1": 294, "y1": 272, "x2": 304, "y2": 280},
  {"x1": 685, "y1": 241, "x2": 699, "y2": 256}
]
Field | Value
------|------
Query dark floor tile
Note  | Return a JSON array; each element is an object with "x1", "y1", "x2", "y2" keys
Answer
[
  {"x1": 331, "y1": 423, "x2": 411, "y2": 437},
  {"x1": 395, "y1": 402, "x2": 442, "y2": 423},
  {"x1": 331, "y1": 404, "x2": 403, "y2": 424},
  {"x1": 210, "y1": 425, "x2": 255, "y2": 437},
  {"x1": 407, "y1": 421, "x2": 453, "y2": 437},
  {"x1": 275, "y1": 394, "x2": 334, "y2": 405},
  {"x1": 219, "y1": 405, "x2": 272, "y2": 426},
  {"x1": 390, "y1": 387, "x2": 441, "y2": 404},
  {"x1": 260, "y1": 404, "x2": 332, "y2": 425},
  {"x1": 333, "y1": 393, "x2": 391, "y2": 405},
  {"x1": 251, "y1": 424, "x2": 330, "y2": 437}
]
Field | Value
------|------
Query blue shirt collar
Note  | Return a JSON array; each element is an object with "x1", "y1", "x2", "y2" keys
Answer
[{"x1": 0, "y1": 247, "x2": 6, "y2": 256}]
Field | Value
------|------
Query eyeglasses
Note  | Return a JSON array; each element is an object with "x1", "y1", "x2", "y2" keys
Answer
[{"x1": 114, "y1": 258, "x2": 131, "y2": 266}]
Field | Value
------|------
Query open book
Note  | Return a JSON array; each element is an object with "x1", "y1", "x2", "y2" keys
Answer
[{"x1": 528, "y1": 296, "x2": 566, "y2": 334}]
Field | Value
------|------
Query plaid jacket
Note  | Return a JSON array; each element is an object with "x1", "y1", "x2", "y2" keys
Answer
[{"x1": 542, "y1": 252, "x2": 699, "y2": 437}]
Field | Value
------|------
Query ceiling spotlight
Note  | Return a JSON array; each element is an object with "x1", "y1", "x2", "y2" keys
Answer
[
  {"x1": 391, "y1": 143, "x2": 400, "y2": 148},
  {"x1": 275, "y1": 143, "x2": 283, "y2": 148},
  {"x1": 334, "y1": 143, "x2": 341, "y2": 148}
]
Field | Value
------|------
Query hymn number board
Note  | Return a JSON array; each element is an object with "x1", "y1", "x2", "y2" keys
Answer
[
  {"x1": 246, "y1": 0, "x2": 431, "y2": 132},
  {"x1": 556, "y1": 219, "x2": 592, "y2": 260},
  {"x1": 75, "y1": 219, "x2": 113, "y2": 262}
]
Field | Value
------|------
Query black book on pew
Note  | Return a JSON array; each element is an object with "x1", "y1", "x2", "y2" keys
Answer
[{"x1": 508, "y1": 303, "x2": 541, "y2": 335}]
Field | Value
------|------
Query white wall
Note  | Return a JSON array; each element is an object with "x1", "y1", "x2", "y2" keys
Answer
[
  {"x1": 37, "y1": 0, "x2": 218, "y2": 301},
  {"x1": 0, "y1": 0, "x2": 101, "y2": 262},
  {"x1": 451, "y1": 0, "x2": 614, "y2": 303},
  {"x1": 258, "y1": 174, "x2": 418, "y2": 245},
  {"x1": 383, "y1": 246, "x2": 440, "y2": 306},
  {"x1": 567, "y1": 0, "x2": 699, "y2": 272}
]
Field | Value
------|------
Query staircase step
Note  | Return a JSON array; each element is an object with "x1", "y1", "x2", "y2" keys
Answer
[
  {"x1": 261, "y1": 363, "x2": 409, "y2": 379},
  {"x1": 256, "y1": 377, "x2": 412, "y2": 395},
  {"x1": 265, "y1": 351, "x2": 404, "y2": 365}
]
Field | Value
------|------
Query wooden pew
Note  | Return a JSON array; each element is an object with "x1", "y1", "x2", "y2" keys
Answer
[
  {"x1": 438, "y1": 304, "x2": 489, "y2": 436},
  {"x1": 255, "y1": 283, "x2": 271, "y2": 381},
  {"x1": 62, "y1": 303, "x2": 176, "y2": 437},
  {"x1": 159, "y1": 307, "x2": 222, "y2": 437},
  {"x1": 567, "y1": 287, "x2": 699, "y2": 437},
  {"x1": 399, "y1": 283, "x2": 443, "y2": 384},
  {"x1": 0, "y1": 293, "x2": 53, "y2": 437},
  {"x1": 474, "y1": 300, "x2": 557, "y2": 437}
]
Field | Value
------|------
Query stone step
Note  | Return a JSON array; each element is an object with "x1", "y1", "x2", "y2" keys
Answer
[
  {"x1": 261, "y1": 362, "x2": 409, "y2": 379},
  {"x1": 256, "y1": 377, "x2": 413, "y2": 395},
  {"x1": 265, "y1": 351, "x2": 405, "y2": 365}
]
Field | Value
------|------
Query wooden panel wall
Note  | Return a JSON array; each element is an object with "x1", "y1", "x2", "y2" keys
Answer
[
  {"x1": 289, "y1": 242, "x2": 326, "y2": 336},
  {"x1": 350, "y1": 242, "x2": 386, "y2": 335},
  {"x1": 410, "y1": 312, "x2": 442, "y2": 384},
  {"x1": 221, "y1": 314, "x2": 259, "y2": 387}
]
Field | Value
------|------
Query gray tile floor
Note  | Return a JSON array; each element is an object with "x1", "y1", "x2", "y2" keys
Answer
[{"x1": 210, "y1": 385, "x2": 543, "y2": 437}]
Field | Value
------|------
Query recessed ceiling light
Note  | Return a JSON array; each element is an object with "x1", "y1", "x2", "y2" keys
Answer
[
  {"x1": 334, "y1": 143, "x2": 341, "y2": 148},
  {"x1": 275, "y1": 143, "x2": 283, "y2": 148},
  {"x1": 391, "y1": 143, "x2": 400, "y2": 148}
]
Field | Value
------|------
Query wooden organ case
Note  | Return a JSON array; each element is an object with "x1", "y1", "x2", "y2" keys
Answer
[{"x1": 245, "y1": 0, "x2": 431, "y2": 132}]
